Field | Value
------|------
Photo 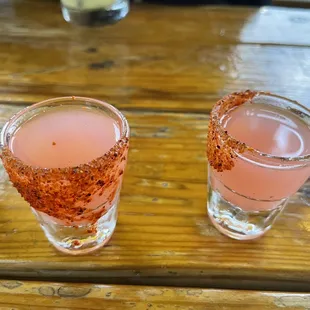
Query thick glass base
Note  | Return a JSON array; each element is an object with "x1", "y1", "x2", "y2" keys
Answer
[
  {"x1": 61, "y1": 0, "x2": 129, "y2": 26},
  {"x1": 207, "y1": 183, "x2": 288, "y2": 240},
  {"x1": 32, "y1": 201, "x2": 118, "y2": 255}
]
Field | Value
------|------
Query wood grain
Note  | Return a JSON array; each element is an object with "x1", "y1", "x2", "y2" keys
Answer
[
  {"x1": 0, "y1": 105, "x2": 310, "y2": 291},
  {"x1": 1, "y1": 280, "x2": 310, "y2": 310},
  {"x1": 0, "y1": 2, "x2": 310, "y2": 112}
]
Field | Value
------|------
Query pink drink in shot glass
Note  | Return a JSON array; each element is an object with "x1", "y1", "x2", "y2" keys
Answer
[
  {"x1": 0, "y1": 96, "x2": 129, "y2": 254},
  {"x1": 207, "y1": 91, "x2": 310, "y2": 240}
]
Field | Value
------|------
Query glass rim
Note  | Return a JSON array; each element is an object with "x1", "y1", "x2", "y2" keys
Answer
[
  {"x1": 0, "y1": 96, "x2": 130, "y2": 170},
  {"x1": 215, "y1": 91, "x2": 310, "y2": 163}
]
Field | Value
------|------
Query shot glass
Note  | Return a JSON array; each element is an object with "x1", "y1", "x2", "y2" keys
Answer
[
  {"x1": 61, "y1": 0, "x2": 129, "y2": 26},
  {"x1": 207, "y1": 91, "x2": 310, "y2": 240},
  {"x1": 0, "y1": 97, "x2": 129, "y2": 254}
]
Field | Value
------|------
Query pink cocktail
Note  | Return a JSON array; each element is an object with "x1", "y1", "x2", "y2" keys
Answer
[
  {"x1": 207, "y1": 91, "x2": 310, "y2": 240},
  {"x1": 1, "y1": 97, "x2": 129, "y2": 254}
]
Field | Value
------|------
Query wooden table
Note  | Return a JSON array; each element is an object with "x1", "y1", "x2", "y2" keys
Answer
[{"x1": 1, "y1": 0, "x2": 310, "y2": 301}]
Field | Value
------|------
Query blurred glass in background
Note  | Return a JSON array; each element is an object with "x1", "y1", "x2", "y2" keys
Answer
[{"x1": 61, "y1": 0, "x2": 129, "y2": 26}]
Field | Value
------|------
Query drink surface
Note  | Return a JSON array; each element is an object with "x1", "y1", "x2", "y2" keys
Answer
[
  {"x1": 221, "y1": 102, "x2": 310, "y2": 158},
  {"x1": 10, "y1": 106, "x2": 120, "y2": 168}
]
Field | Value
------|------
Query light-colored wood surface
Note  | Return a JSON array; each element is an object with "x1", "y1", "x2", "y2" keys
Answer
[
  {"x1": 1, "y1": 280, "x2": 310, "y2": 310},
  {"x1": 0, "y1": 0, "x2": 310, "y2": 292}
]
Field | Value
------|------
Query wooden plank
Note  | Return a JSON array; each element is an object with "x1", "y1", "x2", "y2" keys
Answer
[
  {"x1": 1, "y1": 280, "x2": 310, "y2": 310},
  {"x1": 0, "y1": 43, "x2": 309, "y2": 113},
  {"x1": 0, "y1": 105, "x2": 309, "y2": 291},
  {"x1": 0, "y1": 2, "x2": 310, "y2": 113},
  {"x1": 2, "y1": 1, "x2": 310, "y2": 46}
]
